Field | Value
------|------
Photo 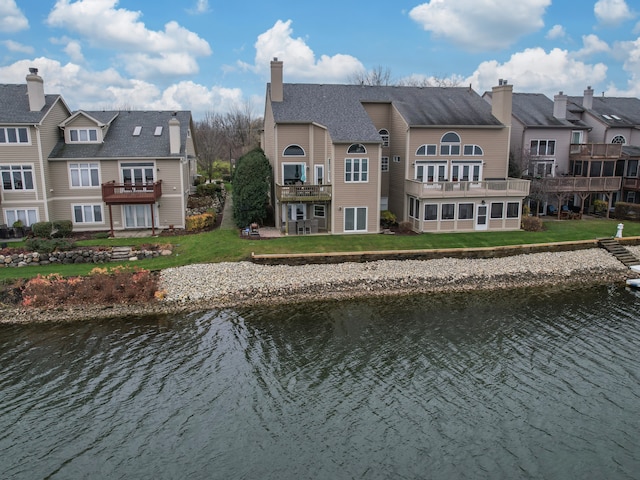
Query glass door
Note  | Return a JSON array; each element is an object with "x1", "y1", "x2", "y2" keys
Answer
[
  {"x1": 124, "y1": 205, "x2": 156, "y2": 228},
  {"x1": 475, "y1": 204, "x2": 488, "y2": 230},
  {"x1": 121, "y1": 162, "x2": 154, "y2": 190}
]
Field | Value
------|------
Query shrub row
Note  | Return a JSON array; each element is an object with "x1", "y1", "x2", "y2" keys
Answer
[
  {"x1": 614, "y1": 202, "x2": 640, "y2": 220},
  {"x1": 31, "y1": 220, "x2": 73, "y2": 238}
]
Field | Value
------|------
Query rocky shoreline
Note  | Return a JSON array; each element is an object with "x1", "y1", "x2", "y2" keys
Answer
[{"x1": 1, "y1": 247, "x2": 637, "y2": 324}]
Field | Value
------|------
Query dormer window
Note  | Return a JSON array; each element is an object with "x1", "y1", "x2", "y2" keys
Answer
[{"x1": 69, "y1": 128, "x2": 98, "y2": 142}]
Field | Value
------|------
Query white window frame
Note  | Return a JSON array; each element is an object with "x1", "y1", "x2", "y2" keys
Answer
[
  {"x1": 345, "y1": 158, "x2": 368, "y2": 183},
  {"x1": 379, "y1": 129, "x2": 389, "y2": 147},
  {"x1": 70, "y1": 162, "x2": 101, "y2": 188},
  {"x1": 283, "y1": 144, "x2": 306, "y2": 156},
  {"x1": 440, "y1": 132, "x2": 461, "y2": 156},
  {"x1": 314, "y1": 164, "x2": 324, "y2": 185},
  {"x1": 313, "y1": 204, "x2": 326, "y2": 218},
  {"x1": 409, "y1": 197, "x2": 420, "y2": 220},
  {"x1": 451, "y1": 161, "x2": 482, "y2": 183},
  {"x1": 424, "y1": 203, "x2": 438, "y2": 221},
  {"x1": 4, "y1": 208, "x2": 38, "y2": 226},
  {"x1": 458, "y1": 203, "x2": 474, "y2": 220},
  {"x1": 416, "y1": 161, "x2": 447, "y2": 183},
  {"x1": 0, "y1": 127, "x2": 30, "y2": 145},
  {"x1": 530, "y1": 139, "x2": 556, "y2": 156},
  {"x1": 1, "y1": 164, "x2": 34, "y2": 191},
  {"x1": 72, "y1": 204, "x2": 104, "y2": 224},
  {"x1": 611, "y1": 135, "x2": 626, "y2": 144},
  {"x1": 69, "y1": 128, "x2": 98, "y2": 143},
  {"x1": 463, "y1": 145, "x2": 483, "y2": 156},
  {"x1": 344, "y1": 206, "x2": 367, "y2": 232},
  {"x1": 416, "y1": 145, "x2": 437, "y2": 156}
]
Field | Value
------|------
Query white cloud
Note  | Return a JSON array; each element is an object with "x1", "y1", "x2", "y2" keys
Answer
[
  {"x1": 465, "y1": 47, "x2": 608, "y2": 96},
  {"x1": 2, "y1": 40, "x2": 34, "y2": 54},
  {"x1": 594, "y1": 0, "x2": 632, "y2": 27},
  {"x1": 64, "y1": 40, "x2": 84, "y2": 63},
  {"x1": 242, "y1": 19, "x2": 364, "y2": 83},
  {"x1": 0, "y1": 57, "x2": 246, "y2": 119},
  {"x1": 409, "y1": 0, "x2": 551, "y2": 51},
  {"x1": 0, "y1": 0, "x2": 28, "y2": 33},
  {"x1": 574, "y1": 34, "x2": 610, "y2": 58},
  {"x1": 546, "y1": 24, "x2": 566, "y2": 40},
  {"x1": 609, "y1": 37, "x2": 640, "y2": 96},
  {"x1": 46, "y1": 0, "x2": 211, "y2": 78},
  {"x1": 189, "y1": 0, "x2": 210, "y2": 14}
]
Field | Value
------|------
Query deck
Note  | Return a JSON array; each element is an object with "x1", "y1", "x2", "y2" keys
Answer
[{"x1": 102, "y1": 181, "x2": 162, "y2": 204}]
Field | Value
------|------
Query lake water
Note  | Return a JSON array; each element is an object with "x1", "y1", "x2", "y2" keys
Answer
[{"x1": 1, "y1": 285, "x2": 639, "y2": 479}]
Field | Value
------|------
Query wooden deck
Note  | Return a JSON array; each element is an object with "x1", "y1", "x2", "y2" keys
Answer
[{"x1": 102, "y1": 181, "x2": 162, "y2": 204}]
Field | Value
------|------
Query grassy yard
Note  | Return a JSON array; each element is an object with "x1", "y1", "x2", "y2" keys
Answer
[{"x1": 0, "y1": 217, "x2": 638, "y2": 281}]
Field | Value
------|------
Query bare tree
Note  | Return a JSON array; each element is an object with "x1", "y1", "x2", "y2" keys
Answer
[
  {"x1": 193, "y1": 102, "x2": 262, "y2": 181},
  {"x1": 349, "y1": 66, "x2": 394, "y2": 86}
]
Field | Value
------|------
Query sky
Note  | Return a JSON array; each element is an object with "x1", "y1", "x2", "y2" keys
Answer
[{"x1": 1, "y1": 0, "x2": 639, "y2": 120}]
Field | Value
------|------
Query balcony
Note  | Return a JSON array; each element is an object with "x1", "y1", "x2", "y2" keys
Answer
[
  {"x1": 404, "y1": 179, "x2": 530, "y2": 199},
  {"x1": 101, "y1": 181, "x2": 163, "y2": 205},
  {"x1": 275, "y1": 184, "x2": 332, "y2": 202},
  {"x1": 570, "y1": 143, "x2": 623, "y2": 159},
  {"x1": 537, "y1": 176, "x2": 621, "y2": 193}
]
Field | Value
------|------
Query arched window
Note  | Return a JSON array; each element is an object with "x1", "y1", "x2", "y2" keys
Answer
[
  {"x1": 416, "y1": 144, "x2": 437, "y2": 156},
  {"x1": 283, "y1": 144, "x2": 305, "y2": 156},
  {"x1": 379, "y1": 129, "x2": 389, "y2": 147},
  {"x1": 348, "y1": 143, "x2": 367, "y2": 154},
  {"x1": 611, "y1": 135, "x2": 626, "y2": 144},
  {"x1": 463, "y1": 145, "x2": 483, "y2": 156},
  {"x1": 440, "y1": 132, "x2": 461, "y2": 155}
]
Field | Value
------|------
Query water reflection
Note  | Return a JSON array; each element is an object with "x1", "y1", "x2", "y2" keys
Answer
[{"x1": 1, "y1": 285, "x2": 639, "y2": 479}]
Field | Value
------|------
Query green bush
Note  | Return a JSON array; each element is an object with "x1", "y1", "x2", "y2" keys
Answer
[
  {"x1": 52, "y1": 220, "x2": 73, "y2": 238},
  {"x1": 32, "y1": 221, "x2": 53, "y2": 238},
  {"x1": 185, "y1": 213, "x2": 215, "y2": 231},
  {"x1": 614, "y1": 202, "x2": 640, "y2": 220},
  {"x1": 380, "y1": 210, "x2": 397, "y2": 229},
  {"x1": 93, "y1": 232, "x2": 111, "y2": 239},
  {"x1": 25, "y1": 237, "x2": 76, "y2": 254},
  {"x1": 196, "y1": 182, "x2": 222, "y2": 197},
  {"x1": 521, "y1": 216, "x2": 545, "y2": 231}
]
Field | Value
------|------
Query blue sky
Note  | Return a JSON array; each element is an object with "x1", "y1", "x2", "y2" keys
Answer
[{"x1": 1, "y1": 0, "x2": 639, "y2": 120}]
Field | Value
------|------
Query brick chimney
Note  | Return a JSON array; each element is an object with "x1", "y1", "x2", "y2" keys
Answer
[
  {"x1": 270, "y1": 57, "x2": 283, "y2": 102},
  {"x1": 26, "y1": 67, "x2": 45, "y2": 111},
  {"x1": 169, "y1": 114, "x2": 180, "y2": 155},
  {"x1": 491, "y1": 79, "x2": 512, "y2": 126},
  {"x1": 553, "y1": 91, "x2": 567, "y2": 119},
  {"x1": 582, "y1": 86, "x2": 593, "y2": 110}
]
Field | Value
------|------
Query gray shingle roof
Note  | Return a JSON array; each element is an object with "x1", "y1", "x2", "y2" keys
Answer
[
  {"x1": 49, "y1": 110, "x2": 192, "y2": 160},
  {"x1": 270, "y1": 83, "x2": 503, "y2": 143},
  {"x1": 0, "y1": 84, "x2": 61, "y2": 124},
  {"x1": 511, "y1": 93, "x2": 585, "y2": 128},
  {"x1": 568, "y1": 96, "x2": 640, "y2": 126}
]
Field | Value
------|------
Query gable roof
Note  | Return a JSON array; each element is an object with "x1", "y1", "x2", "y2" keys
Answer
[
  {"x1": 270, "y1": 83, "x2": 504, "y2": 143},
  {"x1": 510, "y1": 93, "x2": 586, "y2": 128},
  {"x1": 49, "y1": 110, "x2": 193, "y2": 160},
  {"x1": 568, "y1": 96, "x2": 640, "y2": 127},
  {"x1": 0, "y1": 84, "x2": 63, "y2": 124},
  {"x1": 59, "y1": 110, "x2": 119, "y2": 127}
]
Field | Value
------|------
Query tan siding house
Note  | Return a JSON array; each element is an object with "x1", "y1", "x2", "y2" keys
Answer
[
  {"x1": 0, "y1": 69, "x2": 199, "y2": 237},
  {"x1": 263, "y1": 59, "x2": 529, "y2": 235}
]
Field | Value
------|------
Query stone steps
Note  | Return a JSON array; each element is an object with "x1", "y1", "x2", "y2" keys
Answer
[
  {"x1": 110, "y1": 246, "x2": 132, "y2": 262},
  {"x1": 598, "y1": 238, "x2": 640, "y2": 267}
]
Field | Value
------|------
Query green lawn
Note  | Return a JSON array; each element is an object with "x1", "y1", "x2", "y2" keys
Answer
[{"x1": 1, "y1": 217, "x2": 638, "y2": 281}]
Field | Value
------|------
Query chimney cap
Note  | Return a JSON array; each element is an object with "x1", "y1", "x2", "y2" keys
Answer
[{"x1": 28, "y1": 67, "x2": 38, "y2": 75}]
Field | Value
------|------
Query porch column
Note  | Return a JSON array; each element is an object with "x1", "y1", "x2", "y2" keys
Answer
[
  {"x1": 108, "y1": 204, "x2": 114, "y2": 237},
  {"x1": 150, "y1": 203, "x2": 156, "y2": 236}
]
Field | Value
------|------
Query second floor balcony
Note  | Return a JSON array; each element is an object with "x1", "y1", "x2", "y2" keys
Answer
[
  {"x1": 570, "y1": 143, "x2": 623, "y2": 160},
  {"x1": 535, "y1": 176, "x2": 621, "y2": 193},
  {"x1": 101, "y1": 180, "x2": 163, "y2": 205},
  {"x1": 275, "y1": 183, "x2": 332, "y2": 202},
  {"x1": 405, "y1": 179, "x2": 530, "y2": 199}
]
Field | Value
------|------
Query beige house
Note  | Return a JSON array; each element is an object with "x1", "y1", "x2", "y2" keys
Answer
[
  {"x1": 262, "y1": 59, "x2": 529, "y2": 234},
  {"x1": 1, "y1": 69, "x2": 198, "y2": 236}
]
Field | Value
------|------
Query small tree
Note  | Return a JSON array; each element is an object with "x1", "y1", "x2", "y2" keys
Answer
[{"x1": 232, "y1": 148, "x2": 272, "y2": 227}]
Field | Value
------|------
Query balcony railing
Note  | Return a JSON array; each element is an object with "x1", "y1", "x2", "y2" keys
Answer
[
  {"x1": 623, "y1": 178, "x2": 640, "y2": 190},
  {"x1": 537, "y1": 176, "x2": 621, "y2": 193},
  {"x1": 569, "y1": 143, "x2": 623, "y2": 159},
  {"x1": 101, "y1": 181, "x2": 163, "y2": 204},
  {"x1": 276, "y1": 184, "x2": 332, "y2": 202},
  {"x1": 404, "y1": 179, "x2": 530, "y2": 199}
]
